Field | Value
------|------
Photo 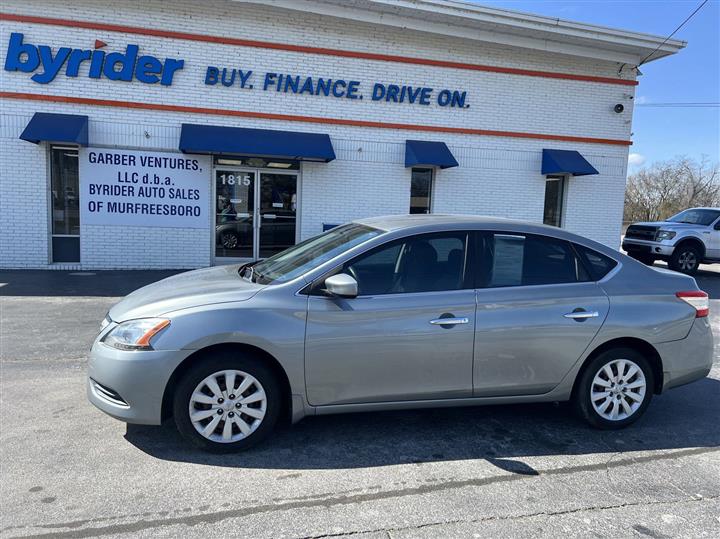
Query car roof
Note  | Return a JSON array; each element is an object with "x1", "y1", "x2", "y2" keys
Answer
[
  {"x1": 353, "y1": 214, "x2": 529, "y2": 231},
  {"x1": 351, "y1": 214, "x2": 621, "y2": 258}
]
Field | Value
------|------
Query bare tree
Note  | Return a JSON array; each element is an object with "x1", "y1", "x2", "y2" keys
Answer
[{"x1": 624, "y1": 156, "x2": 720, "y2": 223}]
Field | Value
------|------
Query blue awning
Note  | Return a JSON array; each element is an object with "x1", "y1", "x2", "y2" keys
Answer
[
  {"x1": 541, "y1": 149, "x2": 598, "y2": 176},
  {"x1": 179, "y1": 124, "x2": 335, "y2": 162},
  {"x1": 405, "y1": 140, "x2": 458, "y2": 169},
  {"x1": 20, "y1": 113, "x2": 89, "y2": 146}
]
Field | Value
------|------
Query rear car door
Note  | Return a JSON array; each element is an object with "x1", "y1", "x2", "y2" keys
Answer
[
  {"x1": 472, "y1": 232, "x2": 610, "y2": 397},
  {"x1": 305, "y1": 231, "x2": 477, "y2": 406}
]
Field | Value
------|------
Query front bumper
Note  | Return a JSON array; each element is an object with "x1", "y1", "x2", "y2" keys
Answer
[
  {"x1": 622, "y1": 238, "x2": 675, "y2": 257},
  {"x1": 87, "y1": 340, "x2": 191, "y2": 425},
  {"x1": 655, "y1": 316, "x2": 714, "y2": 392}
]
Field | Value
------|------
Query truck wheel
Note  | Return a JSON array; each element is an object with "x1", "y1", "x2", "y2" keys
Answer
[
  {"x1": 629, "y1": 252, "x2": 655, "y2": 265},
  {"x1": 669, "y1": 244, "x2": 701, "y2": 275}
]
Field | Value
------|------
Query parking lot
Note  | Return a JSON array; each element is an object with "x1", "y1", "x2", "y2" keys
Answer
[{"x1": 1, "y1": 266, "x2": 719, "y2": 538}]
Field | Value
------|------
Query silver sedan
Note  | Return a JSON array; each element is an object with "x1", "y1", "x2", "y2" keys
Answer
[{"x1": 88, "y1": 215, "x2": 713, "y2": 452}]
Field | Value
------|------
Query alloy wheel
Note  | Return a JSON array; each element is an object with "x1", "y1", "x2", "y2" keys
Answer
[
  {"x1": 590, "y1": 359, "x2": 646, "y2": 421},
  {"x1": 188, "y1": 369, "x2": 267, "y2": 443},
  {"x1": 678, "y1": 250, "x2": 698, "y2": 271}
]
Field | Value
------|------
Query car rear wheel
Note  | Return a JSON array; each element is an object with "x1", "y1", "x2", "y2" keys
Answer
[
  {"x1": 173, "y1": 352, "x2": 280, "y2": 452},
  {"x1": 574, "y1": 348, "x2": 654, "y2": 429},
  {"x1": 669, "y1": 244, "x2": 701, "y2": 275}
]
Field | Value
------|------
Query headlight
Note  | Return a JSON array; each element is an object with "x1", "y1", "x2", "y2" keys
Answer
[
  {"x1": 657, "y1": 230, "x2": 676, "y2": 240},
  {"x1": 102, "y1": 318, "x2": 170, "y2": 350}
]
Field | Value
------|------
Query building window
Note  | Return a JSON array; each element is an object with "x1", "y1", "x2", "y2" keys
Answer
[
  {"x1": 410, "y1": 168, "x2": 433, "y2": 214},
  {"x1": 543, "y1": 175, "x2": 566, "y2": 227},
  {"x1": 50, "y1": 146, "x2": 80, "y2": 262}
]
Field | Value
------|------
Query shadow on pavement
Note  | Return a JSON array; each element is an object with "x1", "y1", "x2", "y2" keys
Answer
[
  {"x1": 0, "y1": 270, "x2": 186, "y2": 297},
  {"x1": 125, "y1": 375, "x2": 720, "y2": 470}
]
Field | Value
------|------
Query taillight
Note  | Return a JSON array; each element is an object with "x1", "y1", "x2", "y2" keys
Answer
[{"x1": 676, "y1": 291, "x2": 709, "y2": 318}]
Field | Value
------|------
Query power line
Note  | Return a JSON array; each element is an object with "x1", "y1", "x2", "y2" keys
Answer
[{"x1": 638, "y1": 0, "x2": 709, "y2": 66}]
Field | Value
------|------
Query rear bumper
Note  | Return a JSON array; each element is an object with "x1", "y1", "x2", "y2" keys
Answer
[
  {"x1": 622, "y1": 239, "x2": 675, "y2": 257},
  {"x1": 656, "y1": 316, "x2": 714, "y2": 392},
  {"x1": 87, "y1": 341, "x2": 191, "y2": 425}
]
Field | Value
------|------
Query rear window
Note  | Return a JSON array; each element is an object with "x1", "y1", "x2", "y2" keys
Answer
[{"x1": 573, "y1": 244, "x2": 618, "y2": 280}]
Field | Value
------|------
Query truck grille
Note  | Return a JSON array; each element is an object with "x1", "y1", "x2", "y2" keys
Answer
[{"x1": 625, "y1": 225, "x2": 658, "y2": 241}]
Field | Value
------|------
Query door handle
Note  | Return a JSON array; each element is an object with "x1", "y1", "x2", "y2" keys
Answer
[
  {"x1": 563, "y1": 311, "x2": 599, "y2": 320},
  {"x1": 429, "y1": 317, "x2": 469, "y2": 325}
]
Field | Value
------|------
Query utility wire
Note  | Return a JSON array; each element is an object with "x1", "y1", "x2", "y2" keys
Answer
[{"x1": 637, "y1": 0, "x2": 709, "y2": 66}]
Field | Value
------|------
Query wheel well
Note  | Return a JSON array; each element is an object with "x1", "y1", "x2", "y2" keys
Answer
[
  {"x1": 573, "y1": 337, "x2": 664, "y2": 395},
  {"x1": 674, "y1": 238, "x2": 705, "y2": 258},
  {"x1": 161, "y1": 343, "x2": 293, "y2": 423}
]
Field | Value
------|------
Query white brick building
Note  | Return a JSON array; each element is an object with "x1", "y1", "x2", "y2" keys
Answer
[{"x1": 0, "y1": 0, "x2": 683, "y2": 269}]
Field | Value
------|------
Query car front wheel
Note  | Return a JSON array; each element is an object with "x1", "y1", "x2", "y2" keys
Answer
[
  {"x1": 574, "y1": 348, "x2": 654, "y2": 429},
  {"x1": 173, "y1": 352, "x2": 281, "y2": 452}
]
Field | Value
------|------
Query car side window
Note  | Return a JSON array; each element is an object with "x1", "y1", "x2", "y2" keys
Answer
[
  {"x1": 344, "y1": 232, "x2": 469, "y2": 295},
  {"x1": 573, "y1": 243, "x2": 618, "y2": 280},
  {"x1": 482, "y1": 232, "x2": 589, "y2": 287}
]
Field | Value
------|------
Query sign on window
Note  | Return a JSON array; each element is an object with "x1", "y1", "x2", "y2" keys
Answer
[{"x1": 79, "y1": 149, "x2": 211, "y2": 229}]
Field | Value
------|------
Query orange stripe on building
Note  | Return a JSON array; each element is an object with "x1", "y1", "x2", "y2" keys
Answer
[
  {"x1": 0, "y1": 12, "x2": 639, "y2": 87},
  {"x1": 0, "y1": 92, "x2": 633, "y2": 146}
]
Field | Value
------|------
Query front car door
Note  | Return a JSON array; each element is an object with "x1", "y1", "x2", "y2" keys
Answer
[
  {"x1": 304, "y1": 231, "x2": 477, "y2": 406},
  {"x1": 473, "y1": 231, "x2": 610, "y2": 396},
  {"x1": 707, "y1": 216, "x2": 720, "y2": 259}
]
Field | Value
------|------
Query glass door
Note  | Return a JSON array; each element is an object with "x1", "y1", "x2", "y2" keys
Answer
[
  {"x1": 215, "y1": 169, "x2": 256, "y2": 259},
  {"x1": 259, "y1": 172, "x2": 298, "y2": 258},
  {"x1": 214, "y1": 168, "x2": 298, "y2": 261}
]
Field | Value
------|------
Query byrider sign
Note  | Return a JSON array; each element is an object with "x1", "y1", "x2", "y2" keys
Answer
[
  {"x1": 4, "y1": 32, "x2": 470, "y2": 109},
  {"x1": 4, "y1": 33, "x2": 184, "y2": 85}
]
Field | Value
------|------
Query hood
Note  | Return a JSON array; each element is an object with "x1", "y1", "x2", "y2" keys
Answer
[
  {"x1": 109, "y1": 265, "x2": 262, "y2": 321},
  {"x1": 631, "y1": 221, "x2": 700, "y2": 230}
]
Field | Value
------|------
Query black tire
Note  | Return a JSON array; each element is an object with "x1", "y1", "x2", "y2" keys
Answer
[
  {"x1": 628, "y1": 252, "x2": 655, "y2": 265},
  {"x1": 173, "y1": 351, "x2": 281, "y2": 452},
  {"x1": 573, "y1": 347, "x2": 654, "y2": 429},
  {"x1": 669, "y1": 244, "x2": 701, "y2": 275}
]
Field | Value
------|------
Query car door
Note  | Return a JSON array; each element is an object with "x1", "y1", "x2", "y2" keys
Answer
[
  {"x1": 473, "y1": 232, "x2": 610, "y2": 397},
  {"x1": 706, "y1": 218, "x2": 720, "y2": 258},
  {"x1": 304, "y1": 231, "x2": 477, "y2": 406}
]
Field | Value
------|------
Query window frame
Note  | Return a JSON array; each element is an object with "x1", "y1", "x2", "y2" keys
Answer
[
  {"x1": 409, "y1": 167, "x2": 434, "y2": 215},
  {"x1": 307, "y1": 230, "x2": 477, "y2": 297},
  {"x1": 475, "y1": 230, "x2": 594, "y2": 290},
  {"x1": 543, "y1": 174, "x2": 567, "y2": 228}
]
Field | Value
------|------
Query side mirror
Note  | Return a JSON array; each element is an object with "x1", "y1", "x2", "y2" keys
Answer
[
  {"x1": 714, "y1": 222, "x2": 720, "y2": 230},
  {"x1": 324, "y1": 274, "x2": 358, "y2": 298}
]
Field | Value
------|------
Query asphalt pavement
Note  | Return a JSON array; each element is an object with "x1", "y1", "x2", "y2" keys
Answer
[{"x1": 1, "y1": 265, "x2": 719, "y2": 538}]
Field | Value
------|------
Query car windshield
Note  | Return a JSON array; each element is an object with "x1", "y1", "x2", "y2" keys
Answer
[
  {"x1": 242, "y1": 223, "x2": 383, "y2": 284},
  {"x1": 667, "y1": 209, "x2": 720, "y2": 226}
]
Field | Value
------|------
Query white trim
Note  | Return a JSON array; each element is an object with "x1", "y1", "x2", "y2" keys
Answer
[{"x1": 246, "y1": 0, "x2": 684, "y2": 64}]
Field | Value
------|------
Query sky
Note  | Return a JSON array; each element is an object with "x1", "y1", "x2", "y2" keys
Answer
[{"x1": 478, "y1": 0, "x2": 720, "y2": 172}]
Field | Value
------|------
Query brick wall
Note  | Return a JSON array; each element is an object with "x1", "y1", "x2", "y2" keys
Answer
[{"x1": 0, "y1": 0, "x2": 633, "y2": 269}]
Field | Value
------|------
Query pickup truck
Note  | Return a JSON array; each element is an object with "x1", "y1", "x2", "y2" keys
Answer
[{"x1": 622, "y1": 207, "x2": 720, "y2": 275}]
